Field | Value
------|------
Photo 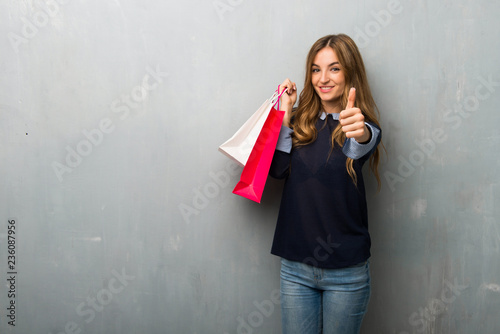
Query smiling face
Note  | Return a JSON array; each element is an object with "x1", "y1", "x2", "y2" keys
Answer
[{"x1": 311, "y1": 47, "x2": 346, "y2": 114}]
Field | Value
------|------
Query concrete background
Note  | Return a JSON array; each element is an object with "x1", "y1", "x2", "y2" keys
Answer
[{"x1": 1, "y1": 0, "x2": 499, "y2": 333}]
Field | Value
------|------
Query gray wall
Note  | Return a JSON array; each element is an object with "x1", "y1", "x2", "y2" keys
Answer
[{"x1": 1, "y1": 0, "x2": 499, "y2": 333}]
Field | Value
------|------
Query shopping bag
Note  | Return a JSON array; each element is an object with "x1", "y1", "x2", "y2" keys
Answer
[
  {"x1": 232, "y1": 87, "x2": 286, "y2": 203},
  {"x1": 218, "y1": 88, "x2": 286, "y2": 167}
]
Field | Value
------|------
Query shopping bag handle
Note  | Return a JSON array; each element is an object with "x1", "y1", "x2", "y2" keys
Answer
[{"x1": 270, "y1": 85, "x2": 288, "y2": 111}]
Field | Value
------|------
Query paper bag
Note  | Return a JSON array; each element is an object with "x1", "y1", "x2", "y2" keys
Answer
[
  {"x1": 232, "y1": 94, "x2": 286, "y2": 203},
  {"x1": 218, "y1": 89, "x2": 285, "y2": 167}
]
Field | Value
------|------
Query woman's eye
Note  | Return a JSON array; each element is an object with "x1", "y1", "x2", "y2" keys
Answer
[
  {"x1": 312, "y1": 68, "x2": 320, "y2": 73},
  {"x1": 331, "y1": 67, "x2": 340, "y2": 72}
]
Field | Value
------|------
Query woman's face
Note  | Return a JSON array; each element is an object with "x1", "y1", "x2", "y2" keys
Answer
[{"x1": 311, "y1": 47, "x2": 346, "y2": 113}]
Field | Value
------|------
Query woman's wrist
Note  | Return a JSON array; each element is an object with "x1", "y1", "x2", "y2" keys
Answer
[
  {"x1": 282, "y1": 106, "x2": 293, "y2": 127},
  {"x1": 355, "y1": 125, "x2": 371, "y2": 144}
]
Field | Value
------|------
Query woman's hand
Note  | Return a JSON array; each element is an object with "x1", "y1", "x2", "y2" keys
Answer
[
  {"x1": 339, "y1": 87, "x2": 370, "y2": 143},
  {"x1": 279, "y1": 79, "x2": 297, "y2": 127}
]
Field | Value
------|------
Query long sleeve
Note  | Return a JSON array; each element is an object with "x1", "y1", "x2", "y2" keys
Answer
[
  {"x1": 342, "y1": 122, "x2": 381, "y2": 159},
  {"x1": 276, "y1": 125, "x2": 294, "y2": 153},
  {"x1": 269, "y1": 126, "x2": 294, "y2": 179}
]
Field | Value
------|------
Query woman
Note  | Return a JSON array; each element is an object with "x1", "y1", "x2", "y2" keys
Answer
[{"x1": 269, "y1": 34, "x2": 383, "y2": 334}]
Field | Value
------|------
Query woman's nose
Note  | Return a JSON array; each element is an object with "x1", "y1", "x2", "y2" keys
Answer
[{"x1": 320, "y1": 71, "x2": 329, "y2": 83}]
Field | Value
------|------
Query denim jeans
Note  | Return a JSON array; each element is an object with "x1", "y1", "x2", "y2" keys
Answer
[{"x1": 280, "y1": 258, "x2": 371, "y2": 334}]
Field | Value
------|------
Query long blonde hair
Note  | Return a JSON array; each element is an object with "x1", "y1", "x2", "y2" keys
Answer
[{"x1": 292, "y1": 34, "x2": 383, "y2": 188}]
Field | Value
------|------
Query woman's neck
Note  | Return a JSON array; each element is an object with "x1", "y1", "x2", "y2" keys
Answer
[{"x1": 322, "y1": 101, "x2": 342, "y2": 114}]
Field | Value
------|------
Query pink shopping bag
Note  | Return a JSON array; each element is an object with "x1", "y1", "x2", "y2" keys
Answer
[
  {"x1": 232, "y1": 86, "x2": 286, "y2": 203},
  {"x1": 219, "y1": 88, "x2": 286, "y2": 167}
]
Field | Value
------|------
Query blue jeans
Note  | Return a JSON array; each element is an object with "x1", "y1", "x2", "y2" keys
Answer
[{"x1": 280, "y1": 258, "x2": 371, "y2": 334}]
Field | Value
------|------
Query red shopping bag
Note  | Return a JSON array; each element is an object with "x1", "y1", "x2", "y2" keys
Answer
[
  {"x1": 232, "y1": 86, "x2": 286, "y2": 203},
  {"x1": 219, "y1": 88, "x2": 287, "y2": 167}
]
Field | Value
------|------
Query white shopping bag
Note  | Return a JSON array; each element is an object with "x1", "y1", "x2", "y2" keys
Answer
[{"x1": 218, "y1": 88, "x2": 285, "y2": 167}]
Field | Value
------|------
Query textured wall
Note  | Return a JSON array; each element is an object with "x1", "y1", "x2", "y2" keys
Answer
[{"x1": 1, "y1": 0, "x2": 499, "y2": 333}]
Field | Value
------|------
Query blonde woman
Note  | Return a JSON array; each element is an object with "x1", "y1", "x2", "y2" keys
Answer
[{"x1": 270, "y1": 34, "x2": 383, "y2": 334}]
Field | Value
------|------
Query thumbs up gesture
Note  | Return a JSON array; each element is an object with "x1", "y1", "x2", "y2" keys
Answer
[{"x1": 339, "y1": 87, "x2": 371, "y2": 143}]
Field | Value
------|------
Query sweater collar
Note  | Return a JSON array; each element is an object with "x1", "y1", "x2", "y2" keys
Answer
[{"x1": 319, "y1": 111, "x2": 340, "y2": 121}]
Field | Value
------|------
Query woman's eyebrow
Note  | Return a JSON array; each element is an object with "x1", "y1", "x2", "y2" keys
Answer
[{"x1": 312, "y1": 62, "x2": 340, "y2": 67}]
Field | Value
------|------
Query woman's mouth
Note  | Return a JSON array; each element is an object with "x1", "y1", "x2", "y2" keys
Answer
[{"x1": 319, "y1": 86, "x2": 334, "y2": 93}]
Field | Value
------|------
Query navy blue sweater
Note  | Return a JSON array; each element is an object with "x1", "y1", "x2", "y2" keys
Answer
[{"x1": 269, "y1": 114, "x2": 381, "y2": 269}]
